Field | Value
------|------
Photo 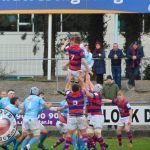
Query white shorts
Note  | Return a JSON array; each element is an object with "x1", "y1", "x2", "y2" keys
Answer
[
  {"x1": 22, "y1": 118, "x2": 41, "y2": 135},
  {"x1": 89, "y1": 115, "x2": 104, "y2": 129},
  {"x1": 56, "y1": 121, "x2": 67, "y2": 134},
  {"x1": 67, "y1": 115, "x2": 88, "y2": 131},
  {"x1": 14, "y1": 130, "x2": 20, "y2": 137},
  {"x1": 39, "y1": 123, "x2": 45, "y2": 131},
  {"x1": 68, "y1": 69, "x2": 81, "y2": 80},
  {"x1": 118, "y1": 116, "x2": 129, "y2": 127}
]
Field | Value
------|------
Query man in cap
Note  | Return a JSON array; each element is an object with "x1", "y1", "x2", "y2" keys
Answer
[
  {"x1": 108, "y1": 43, "x2": 123, "y2": 89},
  {"x1": 103, "y1": 75, "x2": 119, "y2": 130}
]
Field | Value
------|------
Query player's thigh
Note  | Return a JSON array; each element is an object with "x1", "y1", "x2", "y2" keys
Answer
[
  {"x1": 22, "y1": 119, "x2": 30, "y2": 134},
  {"x1": 77, "y1": 116, "x2": 88, "y2": 130},
  {"x1": 67, "y1": 116, "x2": 77, "y2": 131},
  {"x1": 86, "y1": 125, "x2": 94, "y2": 137},
  {"x1": 94, "y1": 128, "x2": 102, "y2": 138},
  {"x1": 90, "y1": 115, "x2": 104, "y2": 129},
  {"x1": 56, "y1": 121, "x2": 67, "y2": 134},
  {"x1": 117, "y1": 117, "x2": 125, "y2": 127},
  {"x1": 124, "y1": 124, "x2": 131, "y2": 132}
]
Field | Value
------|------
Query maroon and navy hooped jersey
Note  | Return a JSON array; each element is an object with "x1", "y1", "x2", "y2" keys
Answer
[
  {"x1": 86, "y1": 92, "x2": 103, "y2": 115},
  {"x1": 66, "y1": 90, "x2": 85, "y2": 116},
  {"x1": 65, "y1": 44, "x2": 85, "y2": 71},
  {"x1": 112, "y1": 99, "x2": 131, "y2": 117}
]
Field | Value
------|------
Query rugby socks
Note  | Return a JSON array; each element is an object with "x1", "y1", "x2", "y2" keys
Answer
[
  {"x1": 21, "y1": 138, "x2": 30, "y2": 149},
  {"x1": 4, "y1": 137, "x2": 15, "y2": 146},
  {"x1": 87, "y1": 137, "x2": 96, "y2": 149},
  {"x1": 117, "y1": 134, "x2": 122, "y2": 146},
  {"x1": 127, "y1": 131, "x2": 133, "y2": 144},
  {"x1": 63, "y1": 137, "x2": 72, "y2": 150},
  {"x1": 71, "y1": 134, "x2": 78, "y2": 149},
  {"x1": 14, "y1": 140, "x2": 21, "y2": 150},
  {"x1": 78, "y1": 138, "x2": 85, "y2": 150},
  {"x1": 39, "y1": 134, "x2": 47, "y2": 146},
  {"x1": 27, "y1": 137, "x2": 38, "y2": 147},
  {"x1": 82, "y1": 133, "x2": 88, "y2": 147},
  {"x1": 53, "y1": 137, "x2": 65, "y2": 148},
  {"x1": 97, "y1": 137, "x2": 105, "y2": 150}
]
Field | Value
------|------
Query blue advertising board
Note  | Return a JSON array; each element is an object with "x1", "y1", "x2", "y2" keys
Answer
[{"x1": 0, "y1": 0, "x2": 149, "y2": 13}]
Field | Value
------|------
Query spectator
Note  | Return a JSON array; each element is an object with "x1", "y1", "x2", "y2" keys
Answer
[
  {"x1": 127, "y1": 41, "x2": 144, "y2": 90},
  {"x1": 0, "y1": 90, "x2": 7, "y2": 99},
  {"x1": 103, "y1": 75, "x2": 119, "y2": 130},
  {"x1": 108, "y1": 43, "x2": 124, "y2": 89},
  {"x1": 93, "y1": 41, "x2": 106, "y2": 84}
]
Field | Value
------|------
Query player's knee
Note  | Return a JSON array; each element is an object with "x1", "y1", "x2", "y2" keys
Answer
[
  {"x1": 94, "y1": 128, "x2": 102, "y2": 138},
  {"x1": 41, "y1": 128, "x2": 48, "y2": 134},
  {"x1": 86, "y1": 127, "x2": 94, "y2": 137},
  {"x1": 116, "y1": 127, "x2": 122, "y2": 134},
  {"x1": 124, "y1": 126, "x2": 130, "y2": 133},
  {"x1": 33, "y1": 129, "x2": 41, "y2": 137}
]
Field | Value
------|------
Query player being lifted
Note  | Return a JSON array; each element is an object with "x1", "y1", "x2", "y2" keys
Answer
[{"x1": 61, "y1": 36, "x2": 90, "y2": 83}]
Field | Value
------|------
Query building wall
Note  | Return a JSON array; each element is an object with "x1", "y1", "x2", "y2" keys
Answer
[
  {"x1": 0, "y1": 14, "x2": 149, "y2": 77},
  {"x1": 0, "y1": 32, "x2": 44, "y2": 76}
]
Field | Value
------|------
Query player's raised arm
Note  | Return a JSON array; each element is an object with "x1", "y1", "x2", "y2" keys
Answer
[
  {"x1": 85, "y1": 89, "x2": 94, "y2": 98},
  {"x1": 61, "y1": 39, "x2": 70, "y2": 51},
  {"x1": 102, "y1": 99, "x2": 112, "y2": 103},
  {"x1": 81, "y1": 58, "x2": 90, "y2": 73}
]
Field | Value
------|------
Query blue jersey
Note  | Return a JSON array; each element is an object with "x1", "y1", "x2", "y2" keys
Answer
[
  {"x1": 59, "y1": 100, "x2": 68, "y2": 116},
  {"x1": 23, "y1": 95, "x2": 45, "y2": 119},
  {"x1": 38, "y1": 100, "x2": 47, "y2": 114},
  {"x1": 0, "y1": 97, "x2": 10, "y2": 109},
  {"x1": 80, "y1": 46, "x2": 94, "y2": 69},
  {"x1": 5, "y1": 104, "x2": 20, "y2": 116}
]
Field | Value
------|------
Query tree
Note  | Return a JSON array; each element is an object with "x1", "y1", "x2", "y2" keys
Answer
[
  {"x1": 88, "y1": 14, "x2": 106, "y2": 51},
  {"x1": 119, "y1": 14, "x2": 143, "y2": 77},
  {"x1": 119, "y1": 14, "x2": 143, "y2": 50}
]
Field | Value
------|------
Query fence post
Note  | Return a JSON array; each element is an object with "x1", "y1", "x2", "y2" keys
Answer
[{"x1": 56, "y1": 58, "x2": 59, "y2": 92}]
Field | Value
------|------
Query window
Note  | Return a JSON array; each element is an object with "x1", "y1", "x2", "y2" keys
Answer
[
  {"x1": 0, "y1": 15, "x2": 17, "y2": 31},
  {"x1": 19, "y1": 14, "x2": 32, "y2": 32},
  {"x1": 0, "y1": 14, "x2": 44, "y2": 32},
  {"x1": 34, "y1": 14, "x2": 44, "y2": 32}
]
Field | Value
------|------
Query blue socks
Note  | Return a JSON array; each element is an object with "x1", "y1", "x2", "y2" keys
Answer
[
  {"x1": 39, "y1": 134, "x2": 47, "y2": 146},
  {"x1": 79, "y1": 138, "x2": 85, "y2": 150},
  {"x1": 28, "y1": 137, "x2": 38, "y2": 147},
  {"x1": 72, "y1": 134, "x2": 78, "y2": 149},
  {"x1": 14, "y1": 140, "x2": 21, "y2": 150},
  {"x1": 4, "y1": 136, "x2": 16, "y2": 147},
  {"x1": 21, "y1": 138, "x2": 30, "y2": 149}
]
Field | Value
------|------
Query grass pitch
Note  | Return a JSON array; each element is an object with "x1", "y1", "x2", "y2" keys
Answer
[{"x1": 30, "y1": 137, "x2": 150, "y2": 150}]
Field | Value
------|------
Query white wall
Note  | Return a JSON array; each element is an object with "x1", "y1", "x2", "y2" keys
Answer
[{"x1": 0, "y1": 32, "x2": 44, "y2": 76}]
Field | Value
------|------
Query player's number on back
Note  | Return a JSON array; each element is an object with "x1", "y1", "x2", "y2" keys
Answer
[{"x1": 71, "y1": 54, "x2": 75, "y2": 60}]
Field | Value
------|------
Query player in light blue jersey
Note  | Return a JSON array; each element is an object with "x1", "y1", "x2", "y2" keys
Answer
[
  {"x1": 59, "y1": 100, "x2": 69, "y2": 116},
  {"x1": 21, "y1": 87, "x2": 51, "y2": 150},
  {"x1": 5, "y1": 97, "x2": 20, "y2": 116},
  {"x1": 0, "y1": 89, "x2": 15, "y2": 109},
  {"x1": 2, "y1": 97, "x2": 21, "y2": 150}
]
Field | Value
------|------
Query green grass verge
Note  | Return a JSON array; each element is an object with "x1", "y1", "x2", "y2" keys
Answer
[{"x1": 6, "y1": 137, "x2": 150, "y2": 150}]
